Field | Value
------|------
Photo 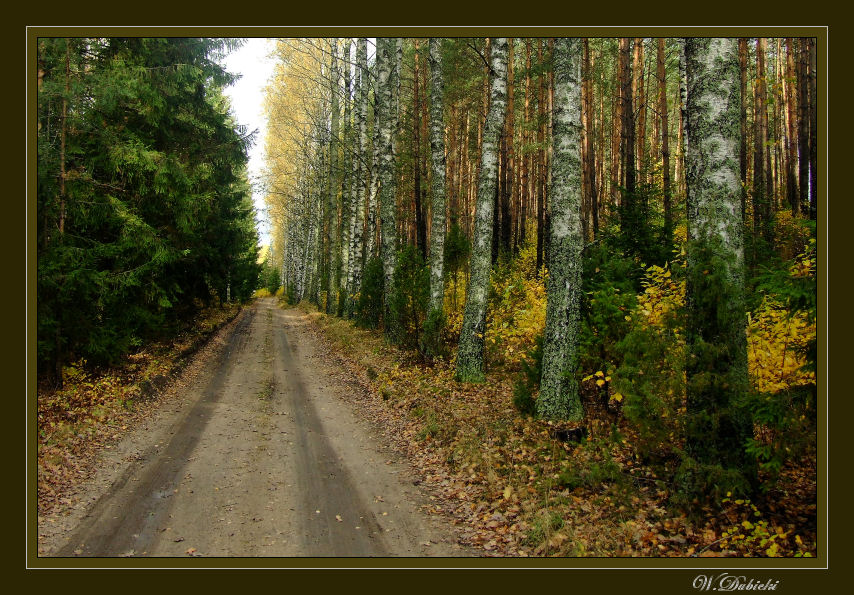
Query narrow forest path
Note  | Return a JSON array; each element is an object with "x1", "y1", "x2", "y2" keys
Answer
[{"x1": 40, "y1": 298, "x2": 469, "y2": 558}]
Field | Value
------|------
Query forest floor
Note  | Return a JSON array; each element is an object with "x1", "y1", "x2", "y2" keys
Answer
[
  {"x1": 37, "y1": 298, "x2": 470, "y2": 557},
  {"x1": 299, "y1": 300, "x2": 819, "y2": 558}
]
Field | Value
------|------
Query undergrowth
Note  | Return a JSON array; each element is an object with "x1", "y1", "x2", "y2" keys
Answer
[{"x1": 301, "y1": 210, "x2": 817, "y2": 557}]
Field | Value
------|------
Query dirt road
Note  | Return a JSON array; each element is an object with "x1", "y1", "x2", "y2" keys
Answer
[{"x1": 40, "y1": 298, "x2": 468, "y2": 557}]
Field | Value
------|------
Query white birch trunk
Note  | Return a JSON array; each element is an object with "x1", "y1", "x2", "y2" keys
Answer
[
  {"x1": 365, "y1": 40, "x2": 382, "y2": 262},
  {"x1": 339, "y1": 38, "x2": 352, "y2": 315},
  {"x1": 538, "y1": 38, "x2": 584, "y2": 421},
  {"x1": 428, "y1": 37, "x2": 447, "y2": 315},
  {"x1": 346, "y1": 38, "x2": 367, "y2": 317},
  {"x1": 377, "y1": 38, "x2": 400, "y2": 334},
  {"x1": 326, "y1": 38, "x2": 339, "y2": 313},
  {"x1": 683, "y1": 38, "x2": 751, "y2": 472},
  {"x1": 455, "y1": 38, "x2": 508, "y2": 383}
]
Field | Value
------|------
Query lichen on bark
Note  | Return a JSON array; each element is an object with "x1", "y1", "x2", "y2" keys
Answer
[
  {"x1": 428, "y1": 37, "x2": 447, "y2": 315},
  {"x1": 683, "y1": 38, "x2": 753, "y2": 479},
  {"x1": 537, "y1": 37, "x2": 584, "y2": 421},
  {"x1": 376, "y1": 38, "x2": 401, "y2": 336},
  {"x1": 455, "y1": 38, "x2": 508, "y2": 383}
]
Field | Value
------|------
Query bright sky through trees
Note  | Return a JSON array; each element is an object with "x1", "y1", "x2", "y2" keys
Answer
[{"x1": 220, "y1": 38, "x2": 276, "y2": 247}]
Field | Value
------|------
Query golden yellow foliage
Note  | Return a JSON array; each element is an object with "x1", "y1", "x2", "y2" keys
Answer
[
  {"x1": 628, "y1": 233, "x2": 815, "y2": 395},
  {"x1": 485, "y1": 260, "x2": 547, "y2": 367},
  {"x1": 747, "y1": 299, "x2": 815, "y2": 393}
]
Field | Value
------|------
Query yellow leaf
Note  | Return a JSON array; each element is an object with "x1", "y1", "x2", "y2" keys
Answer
[
  {"x1": 595, "y1": 371, "x2": 604, "y2": 378},
  {"x1": 595, "y1": 379, "x2": 605, "y2": 387},
  {"x1": 503, "y1": 486, "x2": 512, "y2": 500},
  {"x1": 611, "y1": 392, "x2": 623, "y2": 402}
]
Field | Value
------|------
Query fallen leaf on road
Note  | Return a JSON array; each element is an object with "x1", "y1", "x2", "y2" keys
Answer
[
  {"x1": 335, "y1": 514, "x2": 343, "y2": 522},
  {"x1": 186, "y1": 547, "x2": 196, "y2": 555}
]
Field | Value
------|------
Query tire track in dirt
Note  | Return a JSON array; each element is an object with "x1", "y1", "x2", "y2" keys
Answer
[
  {"x1": 44, "y1": 298, "x2": 468, "y2": 558},
  {"x1": 53, "y1": 308, "x2": 257, "y2": 557}
]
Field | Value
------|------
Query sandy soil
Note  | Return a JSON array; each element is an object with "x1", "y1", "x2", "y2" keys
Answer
[{"x1": 38, "y1": 298, "x2": 470, "y2": 558}]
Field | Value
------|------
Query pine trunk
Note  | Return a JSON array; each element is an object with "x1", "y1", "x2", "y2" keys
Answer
[
  {"x1": 753, "y1": 38, "x2": 772, "y2": 246},
  {"x1": 536, "y1": 39, "x2": 546, "y2": 271},
  {"x1": 633, "y1": 38, "x2": 646, "y2": 182},
  {"x1": 738, "y1": 38, "x2": 748, "y2": 223},
  {"x1": 784, "y1": 38, "x2": 799, "y2": 216},
  {"x1": 502, "y1": 38, "x2": 515, "y2": 255},
  {"x1": 677, "y1": 38, "x2": 687, "y2": 198},
  {"x1": 619, "y1": 38, "x2": 636, "y2": 220},
  {"x1": 611, "y1": 39, "x2": 623, "y2": 209},
  {"x1": 583, "y1": 39, "x2": 598, "y2": 239},
  {"x1": 798, "y1": 38, "x2": 810, "y2": 217},
  {"x1": 658, "y1": 38, "x2": 672, "y2": 243},
  {"x1": 808, "y1": 38, "x2": 817, "y2": 220},
  {"x1": 521, "y1": 39, "x2": 531, "y2": 247},
  {"x1": 413, "y1": 41, "x2": 427, "y2": 260}
]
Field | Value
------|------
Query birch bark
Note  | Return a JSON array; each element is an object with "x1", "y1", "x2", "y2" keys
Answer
[
  {"x1": 346, "y1": 38, "x2": 368, "y2": 317},
  {"x1": 538, "y1": 37, "x2": 583, "y2": 420},
  {"x1": 428, "y1": 38, "x2": 447, "y2": 314},
  {"x1": 455, "y1": 38, "x2": 508, "y2": 383},
  {"x1": 683, "y1": 37, "x2": 751, "y2": 473},
  {"x1": 326, "y1": 38, "x2": 339, "y2": 313},
  {"x1": 377, "y1": 38, "x2": 400, "y2": 334}
]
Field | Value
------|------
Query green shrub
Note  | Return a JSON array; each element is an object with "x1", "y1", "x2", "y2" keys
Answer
[
  {"x1": 744, "y1": 384, "x2": 815, "y2": 482},
  {"x1": 259, "y1": 258, "x2": 281, "y2": 295},
  {"x1": 578, "y1": 235, "x2": 640, "y2": 376},
  {"x1": 512, "y1": 334, "x2": 543, "y2": 416},
  {"x1": 443, "y1": 221, "x2": 470, "y2": 283},
  {"x1": 356, "y1": 256, "x2": 384, "y2": 329},
  {"x1": 615, "y1": 260, "x2": 686, "y2": 462},
  {"x1": 671, "y1": 455, "x2": 752, "y2": 511},
  {"x1": 421, "y1": 307, "x2": 447, "y2": 359},
  {"x1": 387, "y1": 245, "x2": 430, "y2": 350}
]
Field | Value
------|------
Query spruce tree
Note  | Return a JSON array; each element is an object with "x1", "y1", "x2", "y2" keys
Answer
[{"x1": 682, "y1": 37, "x2": 754, "y2": 497}]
